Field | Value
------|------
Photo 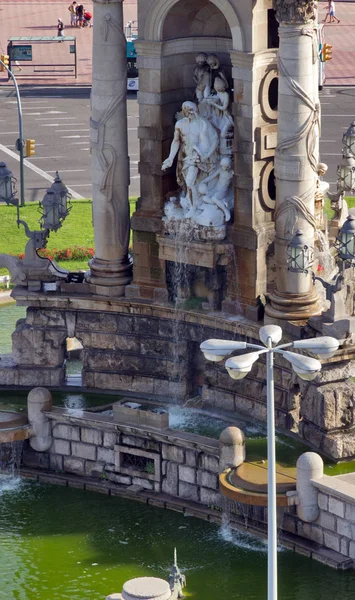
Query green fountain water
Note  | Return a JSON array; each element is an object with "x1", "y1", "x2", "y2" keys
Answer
[
  {"x1": 1, "y1": 303, "x2": 355, "y2": 598},
  {"x1": 1, "y1": 478, "x2": 355, "y2": 600}
]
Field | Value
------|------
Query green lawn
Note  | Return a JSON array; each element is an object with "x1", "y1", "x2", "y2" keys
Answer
[
  {"x1": 323, "y1": 195, "x2": 355, "y2": 220},
  {"x1": 0, "y1": 198, "x2": 137, "y2": 274}
]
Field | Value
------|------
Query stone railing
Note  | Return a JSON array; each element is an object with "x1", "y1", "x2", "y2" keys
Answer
[{"x1": 23, "y1": 406, "x2": 220, "y2": 507}]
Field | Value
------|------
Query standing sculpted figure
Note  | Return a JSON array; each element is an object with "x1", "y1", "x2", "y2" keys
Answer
[
  {"x1": 193, "y1": 53, "x2": 210, "y2": 102},
  {"x1": 162, "y1": 101, "x2": 219, "y2": 214},
  {"x1": 205, "y1": 77, "x2": 233, "y2": 153}
]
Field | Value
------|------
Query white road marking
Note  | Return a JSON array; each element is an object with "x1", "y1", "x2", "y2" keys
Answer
[
  {"x1": 0, "y1": 142, "x2": 83, "y2": 199},
  {"x1": 322, "y1": 115, "x2": 355, "y2": 117},
  {"x1": 1, "y1": 132, "x2": 22, "y2": 135},
  {"x1": 319, "y1": 153, "x2": 339, "y2": 156},
  {"x1": 61, "y1": 135, "x2": 90, "y2": 139},
  {"x1": 30, "y1": 156, "x2": 64, "y2": 160},
  {"x1": 319, "y1": 140, "x2": 338, "y2": 143},
  {"x1": 36, "y1": 117, "x2": 77, "y2": 121},
  {"x1": 130, "y1": 175, "x2": 140, "y2": 180},
  {"x1": 47, "y1": 169, "x2": 86, "y2": 173},
  {"x1": 64, "y1": 183, "x2": 91, "y2": 188},
  {"x1": 80, "y1": 148, "x2": 90, "y2": 151},
  {"x1": 71, "y1": 141, "x2": 90, "y2": 145},
  {"x1": 55, "y1": 129, "x2": 90, "y2": 133}
]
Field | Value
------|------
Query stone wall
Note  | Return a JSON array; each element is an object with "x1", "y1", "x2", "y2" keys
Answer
[
  {"x1": 22, "y1": 407, "x2": 220, "y2": 507},
  {"x1": 5, "y1": 294, "x2": 355, "y2": 460}
]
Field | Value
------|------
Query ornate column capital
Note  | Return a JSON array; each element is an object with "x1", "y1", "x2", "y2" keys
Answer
[{"x1": 272, "y1": 0, "x2": 317, "y2": 24}]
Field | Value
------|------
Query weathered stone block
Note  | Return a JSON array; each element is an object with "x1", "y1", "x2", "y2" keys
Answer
[
  {"x1": 132, "y1": 476, "x2": 154, "y2": 490},
  {"x1": 97, "y1": 447, "x2": 115, "y2": 464},
  {"x1": 50, "y1": 454, "x2": 63, "y2": 471},
  {"x1": 185, "y1": 450, "x2": 197, "y2": 467},
  {"x1": 103, "y1": 431, "x2": 117, "y2": 448},
  {"x1": 349, "y1": 540, "x2": 355, "y2": 559},
  {"x1": 52, "y1": 424, "x2": 80, "y2": 441},
  {"x1": 329, "y1": 497, "x2": 345, "y2": 518},
  {"x1": 324, "y1": 530, "x2": 341, "y2": 553},
  {"x1": 162, "y1": 462, "x2": 178, "y2": 496},
  {"x1": 198, "y1": 454, "x2": 219, "y2": 474},
  {"x1": 318, "y1": 492, "x2": 329, "y2": 512},
  {"x1": 81, "y1": 427, "x2": 102, "y2": 446},
  {"x1": 71, "y1": 442, "x2": 96, "y2": 461},
  {"x1": 345, "y1": 503, "x2": 355, "y2": 523},
  {"x1": 179, "y1": 481, "x2": 199, "y2": 502},
  {"x1": 197, "y1": 470, "x2": 218, "y2": 490},
  {"x1": 121, "y1": 435, "x2": 146, "y2": 449},
  {"x1": 63, "y1": 456, "x2": 85, "y2": 475},
  {"x1": 107, "y1": 473, "x2": 132, "y2": 485},
  {"x1": 52, "y1": 439, "x2": 71, "y2": 456},
  {"x1": 200, "y1": 487, "x2": 221, "y2": 507},
  {"x1": 336, "y1": 517, "x2": 352, "y2": 538},
  {"x1": 318, "y1": 511, "x2": 336, "y2": 531},
  {"x1": 23, "y1": 448, "x2": 49, "y2": 469},
  {"x1": 162, "y1": 444, "x2": 185, "y2": 464},
  {"x1": 341, "y1": 537, "x2": 350, "y2": 557},
  {"x1": 85, "y1": 461, "x2": 104, "y2": 477},
  {"x1": 179, "y1": 465, "x2": 196, "y2": 484}
]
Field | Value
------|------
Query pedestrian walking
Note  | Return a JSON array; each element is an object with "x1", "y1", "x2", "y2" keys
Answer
[
  {"x1": 68, "y1": 1, "x2": 77, "y2": 27},
  {"x1": 329, "y1": 1, "x2": 340, "y2": 23},
  {"x1": 57, "y1": 18, "x2": 65, "y2": 38}
]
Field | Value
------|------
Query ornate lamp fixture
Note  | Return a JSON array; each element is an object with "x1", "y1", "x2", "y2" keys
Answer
[
  {"x1": 286, "y1": 230, "x2": 314, "y2": 275},
  {"x1": 337, "y1": 122, "x2": 355, "y2": 194},
  {"x1": 335, "y1": 214, "x2": 355, "y2": 264},
  {"x1": 0, "y1": 161, "x2": 18, "y2": 206},
  {"x1": 49, "y1": 171, "x2": 72, "y2": 222}
]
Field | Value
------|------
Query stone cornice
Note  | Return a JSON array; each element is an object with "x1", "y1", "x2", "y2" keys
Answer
[
  {"x1": 272, "y1": 0, "x2": 317, "y2": 24},
  {"x1": 93, "y1": 0, "x2": 123, "y2": 4}
]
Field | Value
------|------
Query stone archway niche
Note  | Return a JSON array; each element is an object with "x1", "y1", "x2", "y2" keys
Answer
[
  {"x1": 128, "y1": 0, "x2": 278, "y2": 320},
  {"x1": 144, "y1": 0, "x2": 244, "y2": 50}
]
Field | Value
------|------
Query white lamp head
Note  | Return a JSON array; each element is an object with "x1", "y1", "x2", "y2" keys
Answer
[
  {"x1": 259, "y1": 325, "x2": 282, "y2": 347},
  {"x1": 292, "y1": 336, "x2": 339, "y2": 358},
  {"x1": 225, "y1": 352, "x2": 260, "y2": 380},
  {"x1": 200, "y1": 339, "x2": 247, "y2": 362},
  {"x1": 283, "y1": 351, "x2": 321, "y2": 381}
]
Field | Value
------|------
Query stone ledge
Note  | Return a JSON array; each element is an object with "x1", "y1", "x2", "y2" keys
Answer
[{"x1": 312, "y1": 476, "x2": 355, "y2": 506}]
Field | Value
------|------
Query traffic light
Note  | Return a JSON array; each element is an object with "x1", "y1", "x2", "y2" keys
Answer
[
  {"x1": 322, "y1": 43, "x2": 333, "y2": 62},
  {"x1": 25, "y1": 139, "x2": 35, "y2": 157},
  {"x1": 0, "y1": 54, "x2": 9, "y2": 71}
]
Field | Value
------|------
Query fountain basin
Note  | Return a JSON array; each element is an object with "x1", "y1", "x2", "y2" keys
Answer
[
  {"x1": 0, "y1": 411, "x2": 31, "y2": 443},
  {"x1": 220, "y1": 462, "x2": 297, "y2": 507}
]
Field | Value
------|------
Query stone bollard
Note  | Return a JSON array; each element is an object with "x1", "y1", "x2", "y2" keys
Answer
[
  {"x1": 296, "y1": 452, "x2": 324, "y2": 523},
  {"x1": 219, "y1": 426, "x2": 245, "y2": 474},
  {"x1": 27, "y1": 387, "x2": 53, "y2": 452},
  {"x1": 106, "y1": 577, "x2": 172, "y2": 600}
]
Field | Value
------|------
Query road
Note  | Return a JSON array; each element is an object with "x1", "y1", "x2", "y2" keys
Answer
[
  {"x1": 0, "y1": 84, "x2": 354, "y2": 205},
  {"x1": 0, "y1": 87, "x2": 139, "y2": 202}
]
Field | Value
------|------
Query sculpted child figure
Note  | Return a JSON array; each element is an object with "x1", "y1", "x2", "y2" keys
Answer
[{"x1": 197, "y1": 157, "x2": 234, "y2": 225}]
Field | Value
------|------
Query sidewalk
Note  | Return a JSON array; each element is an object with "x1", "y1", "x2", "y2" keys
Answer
[
  {"x1": 0, "y1": 0, "x2": 137, "y2": 87},
  {"x1": 0, "y1": 2, "x2": 354, "y2": 88},
  {"x1": 318, "y1": 1, "x2": 355, "y2": 86}
]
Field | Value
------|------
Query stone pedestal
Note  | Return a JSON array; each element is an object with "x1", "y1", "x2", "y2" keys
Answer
[
  {"x1": 266, "y1": 0, "x2": 322, "y2": 320},
  {"x1": 109, "y1": 577, "x2": 171, "y2": 600},
  {"x1": 85, "y1": 0, "x2": 132, "y2": 295}
]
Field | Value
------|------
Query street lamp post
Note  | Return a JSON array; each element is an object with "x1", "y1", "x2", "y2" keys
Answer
[{"x1": 200, "y1": 327, "x2": 339, "y2": 600}]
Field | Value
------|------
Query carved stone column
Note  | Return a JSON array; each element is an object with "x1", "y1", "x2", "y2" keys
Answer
[
  {"x1": 265, "y1": 0, "x2": 322, "y2": 320},
  {"x1": 85, "y1": 0, "x2": 133, "y2": 296}
]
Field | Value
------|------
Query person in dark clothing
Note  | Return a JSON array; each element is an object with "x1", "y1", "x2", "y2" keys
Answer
[
  {"x1": 76, "y1": 4, "x2": 84, "y2": 28},
  {"x1": 57, "y1": 18, "x2": 64, "y2": 37}
]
